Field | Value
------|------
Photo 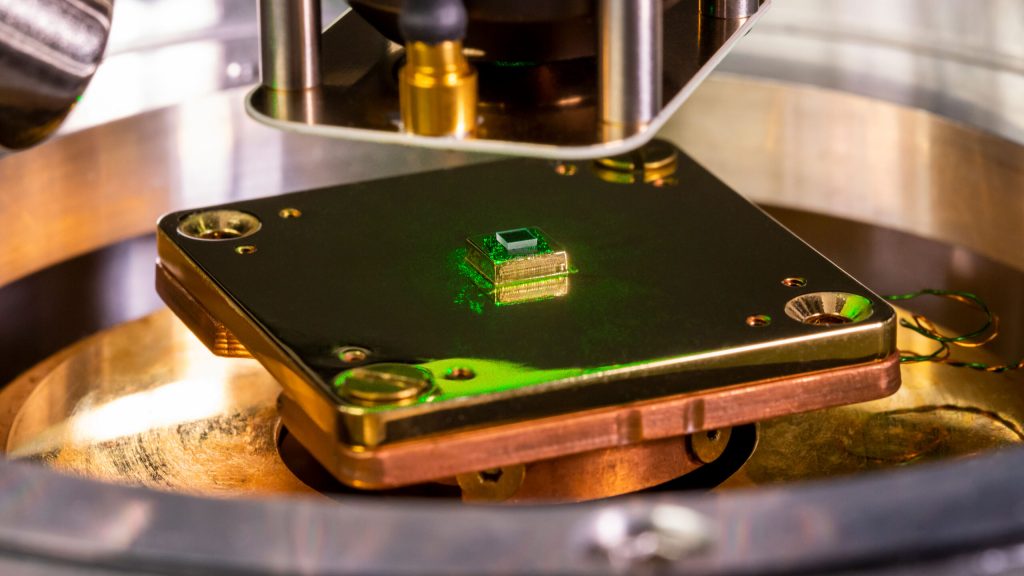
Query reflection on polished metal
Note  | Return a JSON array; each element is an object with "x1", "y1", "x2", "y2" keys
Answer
[
  {"x1": 3, "y1": 311, "x2": 312, "y2": 496},
  {"x1": 584, "y1": 504, "x2": 712, "y2": 568},
  {"x1": 700, "y1": 0, "x2": 759, "y2": 18},
  {"x1": 599, "y1": 0, "x2": 662, "y2": 136},
  {"x1": 176, "y1": 210, "x2": 262, "y2": 241},
  {"x1": 9, "y1": 77, "x2": 1021, "y2": 288},
  {"x1": 719, "y1": 0, "x2": 1024, "y2": 145},
  {"x1": 3, "y1": 63, "x2": 1024, "y2": 570},
  {"x1": 784, "y1": 292, "x2": 874, "y2": 326},
  {"x1": 666, "y1": 77, "x2": 1024, "y2": 274},
  {"x1": 593, "y1": 139, "x2": 679, "y2": 184},
  {"x1": 246, "y1": 1, "x2": 770, "y2": 159},
  {"x1": 156, "y1": 264, "x2": 252, "y2": 359},
  {"x1": 720, "y1": 310, "x2": 1024, "y2": 489},
  {"x1": 1, "y1": 305, "x2": 1018, "y2": 502},
  {"x1": 337, "y1": 364, "x2": 434, "y2": 407},
  {"x1": 156, "y1": 143, "x2": 899, "y2": 487},
  {"x1": 276, "y1": 358, "x2": 897, "y2": 488},
  {"x1": 399, "y1": 40, "x2": 478, "y2": 137},
  {"x1": 0, "y1": 0, "x2": 114, "y2": 149},
  {"x1": 258, "y1": 0, "x2": 322, "y2": 90}
]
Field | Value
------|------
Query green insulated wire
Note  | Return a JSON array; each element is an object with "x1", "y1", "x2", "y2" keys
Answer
[{"x1": 883, "y1": 289, "x2": 1023, "y2": 372}]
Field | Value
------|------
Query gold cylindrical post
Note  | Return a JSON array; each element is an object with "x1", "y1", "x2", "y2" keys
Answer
[{"x1": 399, "y1": 40, "x2": 478, "y2": 137}]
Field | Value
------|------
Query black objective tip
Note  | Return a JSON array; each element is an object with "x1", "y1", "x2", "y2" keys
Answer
[{"x1": 399, "y1": 0, "x2": 468, "y2": 44}]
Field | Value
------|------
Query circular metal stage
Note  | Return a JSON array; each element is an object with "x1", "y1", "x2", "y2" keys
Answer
[{"x1": 1, "y1": 1, "x2": 1022, "y2": 573}]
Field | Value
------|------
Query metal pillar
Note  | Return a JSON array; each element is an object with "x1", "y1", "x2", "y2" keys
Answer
[
  {"x1": 599, "y1": 0, "x2": 663, "y2": 132},
  {"x1": 258, "y1": 0, "x2": 322, "y2": 90}
]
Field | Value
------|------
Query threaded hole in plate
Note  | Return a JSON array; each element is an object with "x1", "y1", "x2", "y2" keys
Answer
[{"x1": 746, "y1": 314, "x2": 771, "y2": 327}]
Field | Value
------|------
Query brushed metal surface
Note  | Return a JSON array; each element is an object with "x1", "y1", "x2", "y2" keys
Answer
[
  {"x1": 599, "y1": 0, "x2": 662, "y2": 128},
  {"x1": 258, "y1": 0, "x2": 321, "y2": 90},
  {"x1": 721, "y1": 0, "x2": 1024, "y2": 145},
  {"x1": 5, "y1": 312, "x2": 312, "y2": 497},
  {"x1": 669, "y1": 76, "x2": 1024, "y2": 273},
  {"x1": 246, "y1": 1, "x2": 770, "y2": 159},
  {"x1": 0, "y1": 0, "x2": 114, "y2": 149},
  {"x1": 55, "y1": 0, "x2": 1024, "y2": 145}
]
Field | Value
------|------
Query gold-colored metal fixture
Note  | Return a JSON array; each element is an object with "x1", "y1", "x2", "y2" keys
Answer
[
  {"x1": 399, "y1": 40, "x2": 478, "y2": 137},
  {"x1": 593, "y1": 139, "x2": 680, "y2": 184},
  {"x1": 154, "y1": 143, "x2": 901, "y2": 494}
]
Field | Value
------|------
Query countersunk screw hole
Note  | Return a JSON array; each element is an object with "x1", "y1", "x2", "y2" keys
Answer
[
  {"x1": 235, "y1": 245, "x2": 257, "y2": 255},
  {"x1": 279, "y1": 208, "x2": 302, "y2": 219},
  {"x1": 746, "y1": 314, "x2": 771, "y2": 327},
  {"x1": 177, "y1": 210, "x2": 261, "y2": 241},
  {"x1": 785, "y1": 292, "x2": 874, "y2": 326},
  {"x1": 782, "y1": 277, "x2": 807, "y2": 288}
]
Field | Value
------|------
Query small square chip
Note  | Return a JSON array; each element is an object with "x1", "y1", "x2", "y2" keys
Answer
[
  {"x1": 496, "y1": 228, "x2": 538, "y2": 253},
  {"x1": 465, "y1": 227, "x2": 569, "y2": 290}
]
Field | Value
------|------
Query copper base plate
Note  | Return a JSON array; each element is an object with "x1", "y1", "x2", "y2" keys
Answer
[{"x1": 279, "y1": 353, "x2": 898, "y2": 488}]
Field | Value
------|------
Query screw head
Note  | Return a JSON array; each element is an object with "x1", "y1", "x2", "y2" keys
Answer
[
  {"x1": 337, "y1": 363, "x2": 433, "y2": 406},
  {"x1": 688, "y1": 428, "x2": 732, "y2": 464}
]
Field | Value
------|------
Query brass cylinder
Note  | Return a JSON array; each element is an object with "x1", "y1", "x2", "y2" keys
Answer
[{"x1": 399, "y1": 41, "x2": 478, "y2": 137}]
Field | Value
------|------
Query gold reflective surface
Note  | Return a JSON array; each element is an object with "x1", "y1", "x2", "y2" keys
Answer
[
  {"x1": 722, "y1": 313, "x2": 1024, "y2": 489},
  {"x1": 1, "y1": 75, "x2": 1023, "y2": 496},
  {"x1": 1, "y1": 305, "x2": 1019, "y2": 496},
  {"x1": 3, "y1": 311, "x2": 311, "y2": 497}
]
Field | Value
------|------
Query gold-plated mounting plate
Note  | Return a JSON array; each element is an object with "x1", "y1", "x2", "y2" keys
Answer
[{"x1": 156, "y1": 143, "x2": 899, "y2": 487}]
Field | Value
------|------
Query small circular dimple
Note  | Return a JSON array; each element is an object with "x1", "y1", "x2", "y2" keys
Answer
[
  {"x1": 746, "y1": 314, "x2": 771, "y2": 327},
  {"x1": 782, "y1": 277, "x2": 807, "y2": 288},
  {"x1": 279, "y1": 208, "x2": 302, "y2": 219},
  {"x1": 235, "y1": 245, "x2": 257, "y2": 255},
  {"x1": 177, "y1": 210, "x2": 261, "y2": 241},
  {"x1": 444, "y1": 367, "x2": 476, "y2": 380},
  {"x1": 338, "y1": 347, "x2": 369, "y2": 364},
  {"x1": 785, "y1": 292, "x2": 874, "y2": 326}
]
